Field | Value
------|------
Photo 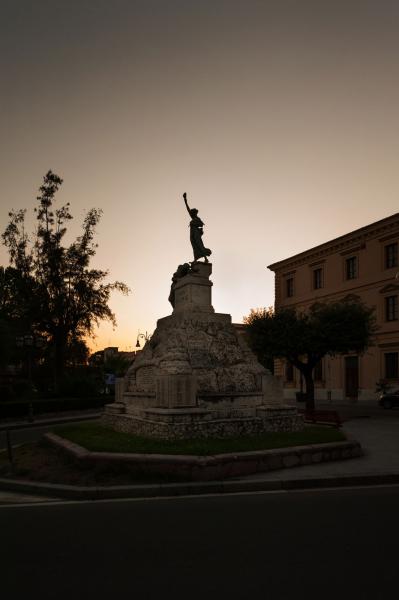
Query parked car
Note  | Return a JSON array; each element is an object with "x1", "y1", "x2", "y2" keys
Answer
[{"x1": 378, "y1": 391, "x2": 399, "y2": 409}]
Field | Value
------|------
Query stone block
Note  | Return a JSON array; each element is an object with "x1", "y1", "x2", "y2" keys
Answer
[
  {"x1": 105, "y1": 402, "x2": 126, "y2": 415},
  {"x1": 115, "y1": 378, "x2": 125, "y2": 402},
  {"x1": 311, "y1": 452, "x2": 323, "y2": 463},
  {"x1": 283, "y1": 454, "x2": 300, "y2": 468},
  {"x1": 266, "y1": 455, "x2": 284, "y2": 470},
  {"x1": 156, "y1": 373, "x2": 197, "y2": 408},
  {"x1": 300, "y1": 452, "x2": 313, "y2": 465},
  {"x1": 173, "y1": 263, "x2": 214, "y2": 314},
  {"x1": 322, "y1": 450, "x2": 332, "y2": 461}
]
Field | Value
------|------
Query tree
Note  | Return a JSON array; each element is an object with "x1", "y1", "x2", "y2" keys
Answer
[
  {"x1": 0, "y1": 266, "x2": 39, "y2": 371},
  {"x1": 0, "y1": 317, "x2": 15, "y2": 369},
  {"x1": 64, "y1": 338, "x2": 90, "y2": 367},
  {"x1": 244, "y1": 299, "x2": 376, "y2": 411},
  {"x1": 103, "y1": 353, "x2": 132, "y2": 377},
  {"x1": 2, "y1": 170, "x2": 129, "y2": 389}
]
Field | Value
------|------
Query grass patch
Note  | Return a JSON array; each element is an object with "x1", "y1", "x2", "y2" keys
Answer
[
  {"x1": 0, "y1": 443, "x2": 173, "y2": 485},
  {"x1": 55, "y1": 422, "x2": 346, "y2": 456},
  {"x1": 0, "y1": 424, "x2": 347, "y2": 487}
]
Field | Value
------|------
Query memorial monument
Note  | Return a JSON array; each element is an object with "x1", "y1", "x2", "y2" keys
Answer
[{"x1": 103, "y1": 194, "x2": 302, "y2": 438}]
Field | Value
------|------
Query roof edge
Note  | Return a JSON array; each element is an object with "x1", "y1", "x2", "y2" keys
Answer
[{"x1": 267, "y1": 212, "x2": 399, "y2": 272}]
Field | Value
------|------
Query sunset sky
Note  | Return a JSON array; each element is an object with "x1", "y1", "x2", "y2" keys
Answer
[{"x1": 1, "y1": 0, "x2": 399, "y2": 352}]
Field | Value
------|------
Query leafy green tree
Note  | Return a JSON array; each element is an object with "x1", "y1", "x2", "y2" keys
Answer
[
  {"x1": 245, "y1": 299, "x2": 376, "y2": 411},
  {"x1": 2, "y1": 170, "x2": 129, "y2": 388}
]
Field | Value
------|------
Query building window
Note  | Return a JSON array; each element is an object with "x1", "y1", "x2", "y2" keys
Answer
[
  {"x1": 313, "y1": 268, "x2": 323, "y2": 290},
  {"x1": 314, "y1": 360, "x2": 323, "y2": 381},
  {"x1": 385, "y1": 243, "x2": 398, "y2": 269},
  {"x1": 345, "y1": 256, "x2": 357, "y2": 280},
  {"x1": 385, "y1": 295, "x2": 398, "y2": 321},
  {"x1": 285, "y1": 361, "x2": 294, "y2": 382},
  {"x1": 385, "y1": 352, "x2": 398, "y2": 379},
  {"x1": 286, "y1": 277, "x2": 294, "y2": 298}
]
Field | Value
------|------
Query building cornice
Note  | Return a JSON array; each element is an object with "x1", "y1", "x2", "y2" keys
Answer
[
  {"x1": 379, "y1": 283, "x2": 399, "y2": 294},
  {"x1": 268, "y1": 213, "x2": 399, "y2": 272}
]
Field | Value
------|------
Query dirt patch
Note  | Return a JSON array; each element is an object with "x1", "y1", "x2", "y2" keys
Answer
[{"x1": 0, "y1": 442, "x2": 177, "y2": 486}]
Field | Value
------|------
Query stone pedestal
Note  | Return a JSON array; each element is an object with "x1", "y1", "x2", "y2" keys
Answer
[
  {"x1": 173, "y1": 262, "x2": 214, "y2": 313},
  {"x1": 103, "y1": 263, "x2": 302, "y2": 438},
  {"x1": 156, "y1": 374, "x2": 197, "y2": 408}
]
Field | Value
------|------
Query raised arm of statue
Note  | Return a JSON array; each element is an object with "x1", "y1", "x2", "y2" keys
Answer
[{"x1": 183, "y1": 192, "x2": 191, "y2": 216}]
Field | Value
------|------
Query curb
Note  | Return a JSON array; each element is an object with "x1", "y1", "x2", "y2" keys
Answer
[
  {"x1": 0, "y1": 413, "x2": 101, "y2": 432},
  {"x1": 2, "y1": 471, "x2": 399, "y2": 501},
  {"x1": 44, "y1": 432, "x2": 363, "y2": 481},
  {"x1": 0, "y1": 433, "x2": 378, "y2": 501}
]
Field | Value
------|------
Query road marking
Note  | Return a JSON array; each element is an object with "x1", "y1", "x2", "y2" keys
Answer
[{"x1": 2, "y1": 482, "x2": 399, "y2": 509}]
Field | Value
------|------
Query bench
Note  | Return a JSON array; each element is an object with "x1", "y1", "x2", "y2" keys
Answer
[{"x1": 298, "y1": 409, "x2": 343, "y2": 428}]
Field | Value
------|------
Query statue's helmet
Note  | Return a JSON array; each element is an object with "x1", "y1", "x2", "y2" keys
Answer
[{"x1": 189, "y1": 208, "x2": 198, "y2": 217}]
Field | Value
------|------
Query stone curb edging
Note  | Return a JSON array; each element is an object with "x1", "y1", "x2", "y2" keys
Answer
[
  {"x1": 0, "y1": 434, "x2": 372, "y2": 501},
  {"x1": 2, "y1": 472, "x2": 399, "y2": 502},
  {"x1": 43, "y1": 432, "x2": 363, "y2": 482}
]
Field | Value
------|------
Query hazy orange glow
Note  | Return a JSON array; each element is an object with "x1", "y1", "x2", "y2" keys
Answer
[{"x1": 1, "y1": 1, "x2": 399, "y2": 352}]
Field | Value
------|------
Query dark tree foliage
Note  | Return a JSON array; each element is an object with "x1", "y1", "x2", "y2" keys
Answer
[
  {"x1": 64, "y1": 338, "x2": 90, "y2": 367},
  {"x1": 2, "y1": 171, "x2": 129, "y2": 388},
  {"x1": 103, "y1": 354, "x2": 132, "y2": 377},
  {"x1": 0, "y1": 317, "x2": 15, "y2": 368},
  {"x1": 244, "y1": 299, "x2": 376, "y2": 411},
  {"x1": 0, "y1": 266, "x2": 41, "y2": 370},
  {"x1": 0, "y1": 266, "x2": 35, "y2": 327}
]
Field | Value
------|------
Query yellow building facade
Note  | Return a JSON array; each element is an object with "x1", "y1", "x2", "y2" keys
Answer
[{"x1": 268, "y1": 213, "x2": 399, "y2": 404}]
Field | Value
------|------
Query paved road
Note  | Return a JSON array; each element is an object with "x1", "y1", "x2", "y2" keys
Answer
[{"x1": 1, "y1": 485, "x2": 398, "y2": 599}]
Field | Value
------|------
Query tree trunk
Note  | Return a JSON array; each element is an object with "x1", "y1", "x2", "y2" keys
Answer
[
  {"x1": 304, "y1": 370, "x2": 315, "y2": 412},
  {"x1": 53, "y1": 331, "x2": 67, "y2": 393}
]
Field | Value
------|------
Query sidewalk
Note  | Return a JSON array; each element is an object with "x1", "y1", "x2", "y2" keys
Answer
[
  {"x1": 0, "y1": 408, "x2": 102, "y2": 432},
  {"x1": 1, "y1": 410, "x2": 399, "y2": 504},
  {"x1": 244, "y1": 416, "x2": 399, "y2": 482}
]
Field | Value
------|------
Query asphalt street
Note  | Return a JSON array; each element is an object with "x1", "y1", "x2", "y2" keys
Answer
[{"x1": 1, "y1": 485, "x2": 398, "y2": 600}]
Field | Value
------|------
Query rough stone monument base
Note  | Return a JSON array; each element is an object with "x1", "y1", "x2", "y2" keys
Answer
[
  {"x1": 103, "y1": 405, "x2": 301, "y2": 440},
  {"x1": 103, "y1": 263, "x2": 303, "y2": 439}
]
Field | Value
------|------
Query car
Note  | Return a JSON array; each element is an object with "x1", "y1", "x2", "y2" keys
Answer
[{"x1": 379, "y1": 391, "x2": 399, "y2": 409}]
